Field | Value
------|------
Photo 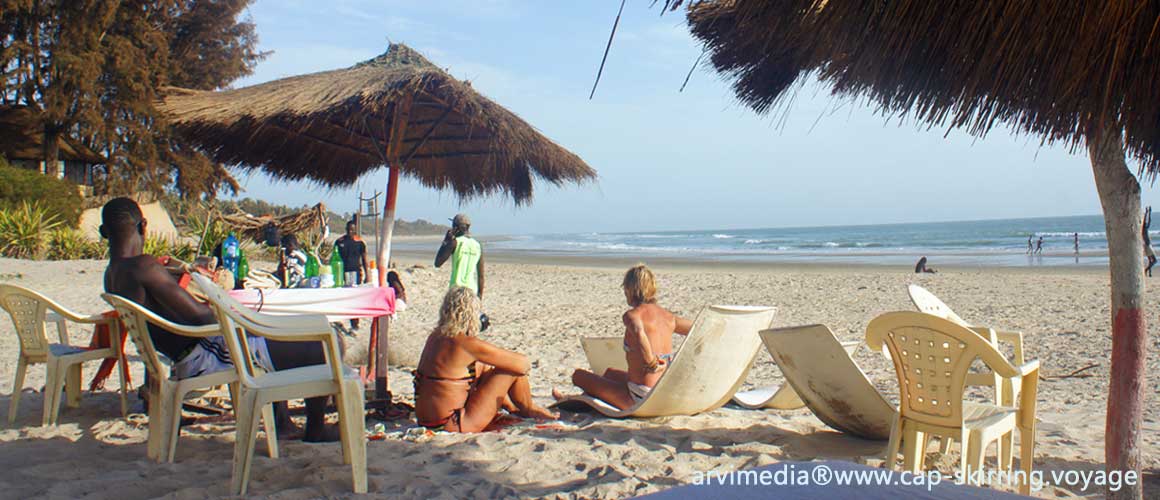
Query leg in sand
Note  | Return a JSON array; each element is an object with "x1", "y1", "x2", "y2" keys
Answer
[
  {"x1": 265, "y1": 340, "x2": 342, "y2": 442},
  {"x1": 553, "y1": 369, "x2": 636, "y2": 411},
  {"x1": 456, "y1": 368, "x2": 557, "y2": 432}
]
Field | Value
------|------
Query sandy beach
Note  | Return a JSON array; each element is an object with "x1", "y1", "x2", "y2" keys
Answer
[{"x1": 0, "y1": 254, "x2": 1157, "y2": 499}]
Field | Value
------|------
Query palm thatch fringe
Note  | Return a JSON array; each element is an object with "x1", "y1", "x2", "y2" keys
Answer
[{"x1": 667, "y1": 0, "x2": 1160, "y2": 177}]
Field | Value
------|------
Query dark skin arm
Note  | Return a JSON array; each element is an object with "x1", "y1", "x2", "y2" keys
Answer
[
  {"x1": 137, "y1": 257, "x2": 216, "y2": 325},
  {"x1": 434, "y1": 230, "x2": 457, "y2": 268},
  {"x1": 476, "y1": 253, "x2": 485, "y2": 299}
]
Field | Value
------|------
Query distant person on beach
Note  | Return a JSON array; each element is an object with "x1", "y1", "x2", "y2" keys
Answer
[
  {"x1": 1074, "y1": 233, "x2": 1080, "y2": 256},
  {"x1": 277, "y1": 234, "x2": 307, "y2": 288},
  {"x1": 1145, "y1": 207, "x2": 1156, "y2": 277},
  {"x1": 1026, "y1": 235, "x2": 1033, "y2": 254},
  {"x1": 435, "y1": 213, "x2": 485, "y2": 299},
  {"x1": 553, "y1": 264, "x2": 693, "y2": 410},
  {"x1": 100, "y1": 198, "x2": 340, "y2": 442},
  {"x1": 915, "y1": 256, "x2": 937, "y2": 274},
  {"x1": 334, "y1": 220, "x2": 368, "y2": 286},
  {"x1": 1035, "y1": 236, "x2": 1044, "y2": 255},
  {"x1": 413, "y1": 287, "x2": 556, "y2": 432}
]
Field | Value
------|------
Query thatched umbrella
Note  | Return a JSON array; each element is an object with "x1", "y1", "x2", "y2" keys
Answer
[
  {"x1": 665, "y1": 1, "x2": 1158, "y2": 496},
  {"x1": 158, "y1": 43, "x2": 595, "y2": 276}
]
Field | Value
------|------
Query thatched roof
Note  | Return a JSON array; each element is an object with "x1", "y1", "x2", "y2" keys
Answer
[
  {"x1": 0, "y1": 105, "x2": 106, "y2": 164},
  {"x1": 215, "y1": 202, "x2": 328, "y2": 243},
  {"x1": 158, "y1": 43, "x2": 595, "y2": 204},
  {"x1": 667, "y1": 0, "x2": 1160, "y2": 176}
]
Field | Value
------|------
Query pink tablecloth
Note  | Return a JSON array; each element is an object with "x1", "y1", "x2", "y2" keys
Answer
[{"x1": 227, "y1": 287, "x2": 395, "y2": 322}]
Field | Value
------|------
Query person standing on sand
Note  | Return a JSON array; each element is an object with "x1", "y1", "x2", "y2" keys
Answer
[
  {"x1": 1144, "y1": 207, "x2": 1156, "y2": 277},
  {"x1": 1027, "y1": 235, "x2": 1034, "y2": 254},
  {"x1": 99, "y1": 198, "x2": 340, "y2": 442},
  {"x1": 553, "y1": 265, "x2": 694, "y2": 410},
  {"x1": 413, "y1": 287, "x2": 556, "y2": 432},
  {"x1": 435, "y1": 213, "x2": 485, "y2": 299},
  {"x1": 334, "y1": 220, "x2": 369, "y2": 330},
  {"x1": 1035, "y1": 236, "x2": 1044, "y2": 255},
  {"x1": 1074, "y1": 233, "x2": 1080, "y2": 256}
]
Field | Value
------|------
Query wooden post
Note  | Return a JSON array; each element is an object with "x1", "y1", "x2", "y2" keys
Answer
[
  {"x1": 1089, "y1": 127, "x2": 1147, "y2": 500},
  {"x1": 371, "y1": 96, "x2": 412, "y2": 401}
]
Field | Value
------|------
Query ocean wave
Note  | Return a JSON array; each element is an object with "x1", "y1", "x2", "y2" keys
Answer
[
  {"x1": 1033, "y1": 231, "x2": 1106, "y2": 238},
  {"x1": 744, "y1": 239, "x2": 764, "y2": 245},
  {"x1": 823, "y1": 242, "x2": 840, "y2": 247},
  {"x1": 712, "y1": 234, "x2": 735, "y2": 239}
]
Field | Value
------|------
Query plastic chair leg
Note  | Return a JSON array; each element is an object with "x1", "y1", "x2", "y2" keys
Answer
[
  {"x1": 1019, "y1": 430, "x2": 1035, "y2": 495},
  {"x1": 231, "y1": 392, "x2": 261, "y2": 496},
  {"x1": 260, "y1": 404, "x2": 278, "y2": 459},
  {"x1": 999, "y1": 431, "x2": 1014, "y2": 471},
  {"x1": 939, "y1": 437, "x2": 953, "y2": 454},
  {"x1": 166, "y1": 389, "x2": 185, "y2": 463},
  {"x1": 883, "y1": 415, "x2": 902, "y2": 469},
  {"x1": 966, "y1": 432, "x2": 985, "y2": 484},
  {"x1": 116, "y1": 356, "x2": 128, "y2": 418},
  {"x1": 343, "y1": 391, "x2": 367, "y2": 493},
  {"x1": 8, "y1": 356, "x2": 27, "y2": 423},
  {"x1": 65, "y1": 363, "x2": 82, "y2": 408},
  {"x1": 959, "y1": 430, "x2": 971, "y2": 482},
  {"x1": 901, "y1": 424, "x2": 923, "y2": 473},
  {"x1": 43, "y1": 361, "x2": 66, "y2": 426}
]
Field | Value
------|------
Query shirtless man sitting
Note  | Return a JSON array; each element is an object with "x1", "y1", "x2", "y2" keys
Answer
[
  {"x1": 553, "y1": 264, "x2": 693, "y2": 409},
  {"x1": 413, "y1": 287, "x2": 556, "y2": 432},
  {"x1": 100, "y1": 197, "x2": 338, "y2": 442}
]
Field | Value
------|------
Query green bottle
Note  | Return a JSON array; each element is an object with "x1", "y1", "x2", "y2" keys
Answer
[
  {"x1": 330, "y1": 245, "x2": 344, "y2": 287},
  {"x1": 237, "y1": 248, "x2": 249, "y2": 287},
  {"x1": 305, "y1": 251, "x2": 320, "y2": 278}
]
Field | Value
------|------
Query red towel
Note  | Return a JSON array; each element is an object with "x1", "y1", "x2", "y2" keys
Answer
[{"x1": 88, "y1": 311, "x2": 130, "y2": 391}]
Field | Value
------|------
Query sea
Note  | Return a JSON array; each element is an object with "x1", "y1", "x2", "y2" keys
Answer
[{"x1": 481, "y1": 215, "x2": 1130, "y2": 267}]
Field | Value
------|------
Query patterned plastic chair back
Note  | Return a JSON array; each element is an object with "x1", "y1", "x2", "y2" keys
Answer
[
  {"x1": 0, "y1": 284, "x2": 54, "y2": 357},
  {"x1": 102, "y1": 294, "x2": 169, "y2": 382}
]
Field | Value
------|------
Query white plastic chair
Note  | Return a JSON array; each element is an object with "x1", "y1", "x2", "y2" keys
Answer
[
  {"x1": 554, "y1": 305, "x2": 777, "y2": 417},
  {"x1": 867, "y1": 312, "x2": 1039, "y2": 495},
  {"x1": 907, "y1": 284, "x2": 1027, "y2": 454},
  {"x1": 101, "y1": 293, "x2": 278, "y2": 463},
  {"x1": 192, "y1": 274, "x2": 366, "y2": 495},
  {"x1": 0, "y1": 284, "x2": 128, "y2": 425}
]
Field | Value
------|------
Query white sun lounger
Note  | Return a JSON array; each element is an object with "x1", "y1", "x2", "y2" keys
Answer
[
  {"x1": 757, "y1": 325, "x2": 896, "y2": 440},
  {"x1": 554, "y1": 305, "x2": 776, "y2": 418}
]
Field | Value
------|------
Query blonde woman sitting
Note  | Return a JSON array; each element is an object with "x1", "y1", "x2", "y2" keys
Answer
[
  {"x1": 553, "y1": 264, "x2": 692, "y2": 410},
  {"x1": 413, "y1": 287, "x2": 557, "y2": 432}
]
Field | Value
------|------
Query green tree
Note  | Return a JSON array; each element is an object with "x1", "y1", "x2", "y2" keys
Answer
[{"x1": 0, "y1": 0, "x2": 264, "y2": 200}]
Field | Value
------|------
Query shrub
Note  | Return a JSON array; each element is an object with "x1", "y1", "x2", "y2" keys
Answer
[
  {"x1": 0, "y1": 202, "x2": 61, "y2": 258},
  {"x1": 144, "y1": 235, "x2": 196, "y2": 262},
  {"x1": 46, "y1": 228, "x2": 107, "y2": 260},
  {"x1": 0, "y1": 164, "x2": 84, "y2": 228}
]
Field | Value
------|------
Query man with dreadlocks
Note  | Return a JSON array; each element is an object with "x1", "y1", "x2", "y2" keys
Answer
[{"x1": 100, "y1": 197, "x2": 340, "y2": 442}]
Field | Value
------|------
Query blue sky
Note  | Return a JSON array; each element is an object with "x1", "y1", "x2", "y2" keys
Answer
[{"x1": 226, "y1": 0, "x2": 1160, "y2": 235}]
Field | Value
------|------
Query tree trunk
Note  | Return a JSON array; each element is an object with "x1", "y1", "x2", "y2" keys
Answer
[
  {"x1": 43, "y1": 122, "x2": 60, "y2": 177},
  {"x1": 1088, "y1": 127, "x2": 1147, "y2": 500}
]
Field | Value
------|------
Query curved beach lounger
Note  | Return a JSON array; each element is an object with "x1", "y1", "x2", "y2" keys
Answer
[
  {"x1": 554, "y1": 305, "x2": 776, "y2": 418},
  {"x1": 759, "y1": 325, "x2": 896, "y2": 440},
  {"x1": 729, "y1": 340, "x2": 861, "y2": 411}
]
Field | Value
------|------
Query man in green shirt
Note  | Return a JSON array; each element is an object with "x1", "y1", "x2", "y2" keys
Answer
[{"x1": 435, "y1": 213, "x2": 485, "y2": 299}]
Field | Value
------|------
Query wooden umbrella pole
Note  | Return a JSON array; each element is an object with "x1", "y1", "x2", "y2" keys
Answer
[
  {"x1": 1089, "y1": 127, "x2": 1147, "y2": 500},
  {"x1": 372, "y1": 96, "x2": 412, "y2": 405},
  {"x1": 377, "y1": 167, "x2": 399, "y2": 285}
]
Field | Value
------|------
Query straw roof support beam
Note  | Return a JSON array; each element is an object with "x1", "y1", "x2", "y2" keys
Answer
[
  {"x1": 402, "y1": 104, "x2": 454, "y2": 166},
  {"x1": 1089, "y1": 127, "x2": 1147, "y2": 500}
]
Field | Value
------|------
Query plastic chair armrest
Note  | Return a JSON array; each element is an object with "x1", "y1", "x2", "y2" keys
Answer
[{"x1": 1017, "y1": 359, "x2": 1040, "y2": 377}]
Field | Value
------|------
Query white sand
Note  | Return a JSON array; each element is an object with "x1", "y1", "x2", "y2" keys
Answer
[{"x1": 0, "y1": 256, "x2": 1157, "y2": 498}]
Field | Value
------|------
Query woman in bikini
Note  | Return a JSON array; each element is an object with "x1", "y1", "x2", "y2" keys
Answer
[
  {"x1": 553, "y1": 264, "x2": 693, "y2": 410},
  {"x1": 413, "y1": 287, "x2": 557, "y2": 432}
]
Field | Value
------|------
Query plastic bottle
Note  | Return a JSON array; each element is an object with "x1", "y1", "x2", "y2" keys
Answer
[
  {"x1": 222, "y1": 232, "x2": 240, "y2": 274},
  {"x1": 305, "y1": 251, "x2": 320, "y2": 278},
  {"x1": 319, "y1": 265, "x2": 335, "y2": 288},
  {"x1": 366, "y1": 260, "x2": 379, "y2": 288},
  {"x1": 330, "y1": 245, "x2": 344, "y2": 287},
  {"x1": 237, "y1": 248, "x2": 249, "y2": 288}
]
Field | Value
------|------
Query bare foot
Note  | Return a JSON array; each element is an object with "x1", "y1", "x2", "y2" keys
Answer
[
  {"x1": 520, "y1": 405, "x2": 559, "y2": 421},
  {"x1": 551, "y1": 387, "x2": 568, "y2": 401},
  {"x1": 303, "y1": 423, "x2": 342, "y2": 443}
]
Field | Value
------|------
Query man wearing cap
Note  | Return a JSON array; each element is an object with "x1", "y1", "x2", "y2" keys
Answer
[{"x1": 435, "y1": 213, "x2": 485, "y2": 299}]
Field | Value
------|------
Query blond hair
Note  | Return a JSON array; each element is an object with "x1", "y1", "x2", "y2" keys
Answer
[
  {"x1": 622, "y1": 264, "x2": 658, "y2": 307},
  {"x1": 435, "y1": 286, "x2": 481, "y2": 337}
]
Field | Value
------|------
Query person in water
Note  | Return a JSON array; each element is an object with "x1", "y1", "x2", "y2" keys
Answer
[
  {"x1": 413, "y1": 287, "x2": 556, "y2": 432},
  {"x1": 1145, "y1": 207, "x2": 1156, "y2": 277},
  {"x1": 915, "y1": 256, "x2": 937, "y2": 274},
  {"x1": 1035, "y1": 236, "x2": 1044, "y2": 254},
  {"x1": 100, "y1": 198, "x2": 340, "y2": 442},
  {"x1": 553, "y1": 264, "x2": 693, "y2": 410}
]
